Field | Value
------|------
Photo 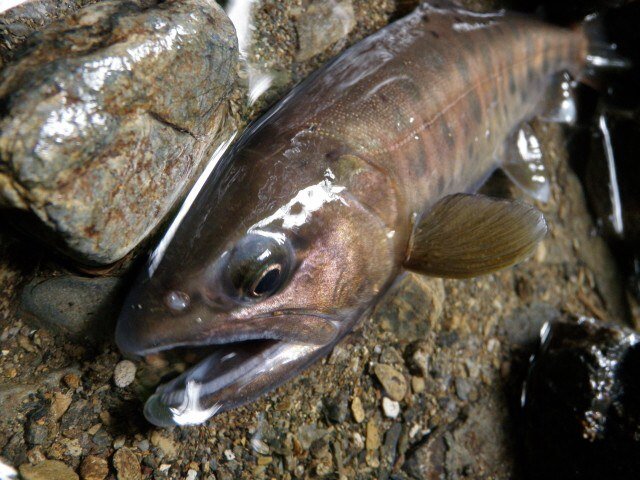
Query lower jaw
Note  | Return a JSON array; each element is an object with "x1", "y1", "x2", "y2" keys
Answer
[{"x1": 142, "y1": 339, "x2": 326, "y2": 427}]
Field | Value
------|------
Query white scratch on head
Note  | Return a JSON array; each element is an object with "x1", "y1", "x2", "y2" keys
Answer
[{"x1": 249, "y1": 173, "x2": 347, "y2": 232}]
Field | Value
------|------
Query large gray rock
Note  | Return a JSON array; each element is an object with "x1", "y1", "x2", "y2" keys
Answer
[{"x1": 0, "y1": 0, "x2": 238, "y2": 265}]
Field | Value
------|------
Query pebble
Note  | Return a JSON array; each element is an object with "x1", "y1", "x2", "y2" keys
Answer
[
  {"x1": 352, "y1": 432, "x2": 365, "y2": 451},
  {"x1": 324, "y1": 393, "x2": 349, "y2": 423},
  {"x1": 113, "y1": 436, "x2": 126, "y2": 449},
  {"x1": 113, "y1": 447, "x2": 141, "y2": 480},
  {"x1": 224, "y1": 449, "x2": 236, "y2": 461},
  {"x1": 19, "y1": 460, "x2": 79, "y2": 480},
  {"x1": 26, "y1": 423, "x2": 48, "y2": 445},
  {"x1": 382, "y1": 397, "x2": 401, "y2": 419},
  {"x1": 63, "y1": 373, "x2": 81, "y2": 389},
  {"x1": 150, "y1": 431, "x2": 177, "y2": 459},
  {"x1": 411, "y1": 376, "x2": 426, "y2": 394},
  {"x1": 373, "y1": 364, "x2": 407, "y2": 401},
  {"x1": 250, "y1": 437, "x2": 270, "y2": 455},
  {"x1": 366, "y1": 419, "x2": 381, "y2": 451},
  {"x1": 350, "y1": 397, "x2": 365, "y2": 423},
  {"x1": 186, "y1": 469, "x2": 198, "y2": 480},
  {"x1": 80, "y1": 455, "x2": 108, "y2": 480},
  {"x1": 136, "y1": 440, "x2": 150, "y2": 452},
  {"x1": 113, "y1": 360, "x2": 136, "y2": 388},
  {"x1": 455, "y1": 378, "x2": 472, "y2": 401}
]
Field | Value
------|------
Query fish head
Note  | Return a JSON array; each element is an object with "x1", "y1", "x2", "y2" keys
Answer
[{"x1": 115, "y1": 131, "x2": 397, "y2": 425}]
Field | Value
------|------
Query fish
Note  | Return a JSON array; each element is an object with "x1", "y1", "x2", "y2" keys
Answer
[{"x1": 116, "y1": 1, "x2": 595, "y2": 426}]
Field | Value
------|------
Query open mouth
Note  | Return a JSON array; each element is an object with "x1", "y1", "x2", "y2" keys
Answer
[{"x1": 140, "y1": 338, "x2": 327, "y2": 427}]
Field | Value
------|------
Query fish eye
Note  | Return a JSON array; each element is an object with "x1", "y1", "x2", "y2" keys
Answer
[
  {"x1": 249, "y1": 264, "x2": 282, "y2": 298},
  {"x1": 224, "y1": 233, "x2": 293, "y2": 302}
]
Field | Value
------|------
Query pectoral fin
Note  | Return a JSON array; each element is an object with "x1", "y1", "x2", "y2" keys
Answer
[{"x1": 405, "y1": 193, "x2": 547, "y2": 278}]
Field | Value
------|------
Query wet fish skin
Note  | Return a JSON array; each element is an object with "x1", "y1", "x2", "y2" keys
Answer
[{"x1": 116, "y1": 3, "x2": 587, "y2": 425}]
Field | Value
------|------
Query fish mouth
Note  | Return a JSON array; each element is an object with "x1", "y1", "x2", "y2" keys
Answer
[
  {"x1": 141, "y1": 338, "x2": 329, "y2": 427},
  {"x1": 119, "y1": 312, "x2": 342, "y2": 427}
]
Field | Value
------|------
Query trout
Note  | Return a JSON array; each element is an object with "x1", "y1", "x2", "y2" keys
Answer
[{"x1": 116, "y1": 2, "x2": 593, "y2": 426}]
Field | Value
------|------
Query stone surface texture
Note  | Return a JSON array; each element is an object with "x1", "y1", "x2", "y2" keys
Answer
[{"x1": 0, "y1": 0, "x2": 238, "y2": 264}]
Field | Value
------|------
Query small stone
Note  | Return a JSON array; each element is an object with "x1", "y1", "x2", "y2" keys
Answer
[
  {"x1": 186, "y1": 469, "x2": 198, "y2": 480},
  {"x1": 87, "y1": 424, "x2": 101, "y2": 436},
  {"x1": 382, "y1": 397, "x2": 400, "y2": 419},
  {"x1": 113, "y1": 360, "x2": 136, "y2": 388},
  {"x1": 257, "y1": 456, "x2": 272, "y2": 466},
  {"x1": 324, "y1": 393, "x2": 349, "y2": 423},
  {"x1": 63, "y1": 438, "x2": 83, "y2": 457},
  {"x1": 80, "y1": 455, "x2": 108, "y2": 480},
  {"x1": 352, "y1": 432, "x2": 365, "y2": 451},
  {"x1": 250, "y1": 437, "x2": 270, "y2": 455},
  {"x1": 150, "y1": 431, "x2": 177, "y2": 459},
  {"x1": 411, "y1": 376, "x2": 426, "y2": 394},
  {"x1": 455, "y1": 378, "x2": 472, "y2": 401},
  {"x1": 26, "y1": 423, "x2": 48, "y2": 446},
  {"x1": 113, "y1": 447, "x2": 141, "y2": 480},
  {"x1": 351, "y1": 397, "x2": 365, "y2": 423},
  {"x1": 366, "y1": 419, "x2": 381, "y2": 451},
  {"x1": 224, "y1": 449, "x2": 235, "y2": 461},
  {"x1": 113, "y1": 436, "x2": 126, "y2": 449},
  {"x1": 19, "y1": 460, "x2": 79, "y2": 480},
  {"x1": 63, "y1": 373, "x2": 81, "y2": 389},
  {"x1": 136, "y1": 440, "x2": 149, "y2": 452},
  {"x1": 373, "y1": 364, "x2": 407, "y2": 401}
]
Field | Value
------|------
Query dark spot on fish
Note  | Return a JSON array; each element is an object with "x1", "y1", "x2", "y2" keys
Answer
[
  {"x1": 439, "y1": 117, "x2": 455, "y2": 148},
  {"x1": 430, "y1": 30, "x2": 440, "y2": 39},
  {"x1": 468, "y1": 92, "x2": 482, "y2": 123},
  {"x1": 454, "y1": 16, "x2": 462, "y2": 22},
  {"x1": 410, "y1": 137, "x2": 428, "y2": 177},
  {"x1": 421, "y1": 13, "x2": 430, "y2": 23},
  {"x1": 467, "y1": 140, "x2": 479, "y2": 163},
  {"x1": 379, "y1": 92, "x2": 388, "y2": 102},
  {"x1": 527, "y1": 64, "x2": 535, "y2": 84},
  {"x1": 480, "y1": 46, "x2": 493, "y2": 73},
  {"x1": 325, "y1": 149, "x2": 340, "y2": 162},
  {"x1": 508, "y1": 71, "x2": 517, "y2": 95},
  {"x1": 456, "y1": 56, "x2": 470, "y2": 84},
  {"x1": 542, "y1": 52, "x2": 551, "y2": 75}
]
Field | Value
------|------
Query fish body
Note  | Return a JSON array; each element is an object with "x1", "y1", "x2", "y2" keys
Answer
[{"x1": 116, "y1": 3, "x2": 587, "y2": 426}]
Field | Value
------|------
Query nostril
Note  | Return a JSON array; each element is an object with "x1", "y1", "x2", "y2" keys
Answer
[{"x1": 164, "y1": 290, "x2": 191, "y2": 312}]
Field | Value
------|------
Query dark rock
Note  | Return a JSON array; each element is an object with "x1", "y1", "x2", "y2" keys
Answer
[
  {"x1": 502, "y1": 302, "x2": 561, "y2": 347},
  {"x1": 60, "y1": 400, "x2": 94, "y2": 437},
  {"x1": 20, "y1": 274, "x2": 124, "y2": 340},
  {"x1": 323, "y1": 393, "x2": 349, "y2": 424},
  {"x1": 522, "y1": 317, "x2": 640, "y2": 480},
  {"x1": 26, "y1": 423, "x2": 48, "y2": 446},
  {"x1": 0, "y1": 0, "x2": 238, "y2": 264},
  {"x1": 381, "y1": 422, "x2": 402, "y2": 467},
  {"x1": 403, "y1": 432, "x2": 446, "y2": 480}
]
